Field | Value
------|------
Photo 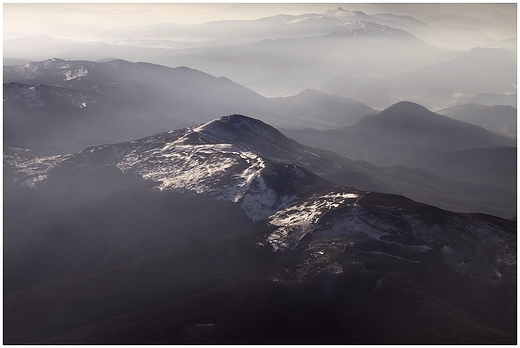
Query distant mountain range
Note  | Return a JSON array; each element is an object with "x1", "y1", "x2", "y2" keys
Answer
[
  {"x1": 284, "y1": 101, "x2": 515, "y2": 160},
  {"x1": 437, "y1": 103, "x2": 517, "y2": 139},
  {"x1": 320, "y1": 47, "x2": 517, "y2": 109},
  {"x1": 4, "y1": 114, "x2": 516, "y2": 344},
  {"x1": 282, "y1": 101, "x2": 516, "y2": 217},
  {"x1": 4, "y1": 5, "x2": 515, "y2": 101},
  {"x1": 4, "y1": 58, "x2": 374, "y2": 154},
  {"x1": 153, "y1": 21, "x2": 451, "y2": 97},
  {"x1": 5, "y1": 5, "x2": 516, "y2": 101}
]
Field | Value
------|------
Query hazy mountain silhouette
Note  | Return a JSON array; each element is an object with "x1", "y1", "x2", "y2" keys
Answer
[
  {"x1": 4, "y1": 17, "x2": 455, "y2": 98},
  {"x1": 451, "y1": 92, "x2": 517, "y2": 108},
  {"x1": 5, "y1": 5, "x2": 513, "y2": 100},
  {"x1": 321, "y1": 47, "x2": 516, "y2": 109},
  {"x1": 348, "y1": 101, "x2": 515, "y2": 151},
  {"x1": 267, "y1": 89, "x2": 374, "y2": 129},
  {"x1": 158, "y1": 24, "x2": 450, "y2": 97},
  {"x1": 438, "y1": 103, "x2": 517, "y2": 138}
]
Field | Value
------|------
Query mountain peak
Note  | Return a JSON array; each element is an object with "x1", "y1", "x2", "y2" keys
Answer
[
  {"x1": 47, "y1": 57, "x2": 66, "y2": 63},
  {"x1": 216, "y1": 114, "x2": 264, "y2": 127},
  {"x1": 190, "y1": 114, "x2": 303, "y2": 157},
  {"x1": 355, "y1": 101, "x2": 450, "y2": 129},
  {"x1": 381, "y1": 101, "x2": 432, "y2": 117},
  {"x1": 323, "y1": 7, "x2": 365, "y2": 17},
  {"x1": 195, "y1": 114, "x2": 277, "y2": 140}
]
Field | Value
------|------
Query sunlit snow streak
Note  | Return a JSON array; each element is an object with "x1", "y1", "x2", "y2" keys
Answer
[
  {"x1": 266, "y1": 192, "x2": 433, "y2": 253},
  {"x1": 267, "y1": 191, "x2": 359, "y2": 251},
  {"x1": 117, "y1": 143, "x2": 293, "y2": 221},
  {"x1": 4, "y1": 153, "x2": 70, "y2": 188},
  {"x1": 118, "y1": 144, "x2": 239, "y2": 192},
  {"x1": 63, "y1": 66, "x2": 89, "y2": 81}
]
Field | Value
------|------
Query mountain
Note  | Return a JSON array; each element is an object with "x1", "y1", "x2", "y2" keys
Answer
[
  {"x1": 367, "y1": 4, "x2": 517, "y2": 46},
  {"x1": 371, "y1": 13, "x2": 430, "y2": 29},
  {"x1": 281, "y1": 102, "x2": 516, "y2": 216},
  {"x1": 390, "y1": 48, "x2": 517, "y2": 109},
  {"x1": 281, "y1": 127, "x2": 516, "y2": 218},
  {"x1": 4, "y1": 115, "x2": 516, "y2": 344},
  {"x1": 348, "y1": 101, "x2": 515, "y2": 151},
  {"x1": 406, "y1": 146, "x2": 517, "y2": 191},
  {"x1": 4, "y1": 58, "x2": 375, "y2": 154},
  {"x1": 267, "y1": 89, "x2": 374, "y2": 129},
  {"x1": 5, "y1": 5, "x2": 513, "y2": 99},
  {"x1": 3, "y1": 115, "x2": 341, "y2": 294},
  {"x1": 4, "y1": 18, "x2": 452, "y2": 98},
  {"x1": 283, "y1": 101, "x2": 516, "y2": 160},
  {"x1": 157, "y1": 23, "x2": 450, "y2": 97},
  {"x1": 451, "y1": 92, "x2": 517, "y2": 108},
  {"x1": 3, "y1": 59, "x2": 267, "y2": 154},
  {"x1": 321, "y1": 47, "x2": 517, "y2": 110},
  {"x1": 437, "y1": 103, "x2": 517, "y2": 139}
]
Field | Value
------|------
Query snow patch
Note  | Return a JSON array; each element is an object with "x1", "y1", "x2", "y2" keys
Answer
[
  {"x1": 267, "y1": 191, "x2": 360, "y2": 251},
  {"x1": 4, "y1": 153, "x2": 69, "y2": 188},
  {"x1": 117, "y1": 143, "x2": 294, "y2": 221},
  {"x1": 63, "y1": 66, "x2": 89, "y2": 81}
]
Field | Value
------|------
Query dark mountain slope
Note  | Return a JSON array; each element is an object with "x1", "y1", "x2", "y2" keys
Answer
[
  {"x1": 323, "y1": 161, "x2": 516, "y2": 219},
  {"x1": 283, "y1": 125, "x2": 443, "y2": 166},
  {"x1": 283, "y1": 103, "x2": 516, "y2": 217},
  {"x1": 3, "y1": 82, "x2": 125, "y2": 153},
  {"x1": 348, "y1": 101, "x2": 515, "y2": 151},
  {"x1": 4, "y1": 191, "x2": 516, "y2": 344},
  {"x1": 282, "y1": 102, "x2": 516, "y2": 203},
  {"x1": 406, "y1": 146, "x2": 517, "y2": 191},
  {"x1": 282, "y1": 126, "x2": 516, "y2": 196}
]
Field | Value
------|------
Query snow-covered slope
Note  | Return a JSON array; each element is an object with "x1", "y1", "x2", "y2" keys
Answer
[
  {"x1": 5, "y1": 115, "x2": 337, "y2": 221},
  {"x1": 267, "y1": 189, "x2": 515, "y2": 281}
]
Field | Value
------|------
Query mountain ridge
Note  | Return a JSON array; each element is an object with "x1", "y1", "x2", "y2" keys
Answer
[
  {"x1": 320, "y1": 47, "x2": 516, "y2": 110},
  {"x1": 4, "y1": 58, "x2": 376, "y2": 154}
]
